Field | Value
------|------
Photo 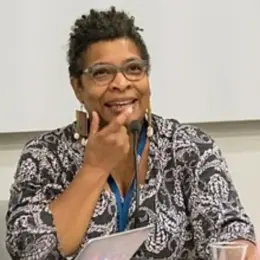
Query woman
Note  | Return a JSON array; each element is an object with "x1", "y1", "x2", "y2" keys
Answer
[{"x1": 6, "y1": 6, "x2": 257, "y2": 260}]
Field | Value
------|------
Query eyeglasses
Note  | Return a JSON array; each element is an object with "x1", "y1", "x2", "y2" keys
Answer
[{"x1": 82, "y1": 59, "x2": 148, "y2": 86}]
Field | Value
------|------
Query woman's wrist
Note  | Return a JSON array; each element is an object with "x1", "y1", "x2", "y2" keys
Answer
[{"x1": 79, "y1": 164, "x2": 109, "y2": 181}]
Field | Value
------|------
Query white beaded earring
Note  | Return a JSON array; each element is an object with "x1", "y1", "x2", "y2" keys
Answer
[
  {"x1": 74, "y1": 103, "x2": 89, "y2": 146},
  {"x1": 145, "y1": 100, "x2": 153, "y2": 138}
]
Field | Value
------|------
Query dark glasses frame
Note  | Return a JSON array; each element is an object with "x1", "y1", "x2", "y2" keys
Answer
[{"x1": 82, "y1": 59, "x2": 149, "y2": 86}]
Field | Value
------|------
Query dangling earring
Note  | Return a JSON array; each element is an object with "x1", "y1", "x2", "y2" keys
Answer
[
  {"x1": 74, "y1": 103, "x2": 88, "y2": 146},
  {"x1": 145, "y1": 100, "x2": 153, "y2": 138}
]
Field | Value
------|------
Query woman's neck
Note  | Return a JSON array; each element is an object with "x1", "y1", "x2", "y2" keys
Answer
[
  {"x1": 117, "y1": 133, "x2": 135, "y2": 168},
  {"x1": 111, "y1": 136, "x2": 149, "y2": 196}
]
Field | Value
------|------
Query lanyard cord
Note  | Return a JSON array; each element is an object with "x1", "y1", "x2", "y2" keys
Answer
[
  {"x1": 108, "y1": 124, "x2": 146, "y2": 232},
  {"x1": 133, "y1": 131, "x2": 139, "y2": 229}
]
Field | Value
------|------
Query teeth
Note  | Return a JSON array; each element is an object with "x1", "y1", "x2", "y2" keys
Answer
[
  {"x1": 110, "y1": 100, "x2": 133, "y2": 106},
  {"x1": 116, "y1": 104, "x2": 130, "y2": 108}
]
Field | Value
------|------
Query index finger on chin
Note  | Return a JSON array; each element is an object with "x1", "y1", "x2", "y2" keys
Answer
[{"x1": 103, "y1": 107, "x2": 133, "y2": 133}]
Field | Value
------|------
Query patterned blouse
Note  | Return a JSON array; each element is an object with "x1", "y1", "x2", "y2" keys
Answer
[{"x1": 6, "y1": 114, "x2": 255, "y2": 260}]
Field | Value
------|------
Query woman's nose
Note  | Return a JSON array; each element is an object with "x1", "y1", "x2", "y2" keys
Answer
[{"x1": 108, "y1": 72, "x2": 131, "y2": 91}]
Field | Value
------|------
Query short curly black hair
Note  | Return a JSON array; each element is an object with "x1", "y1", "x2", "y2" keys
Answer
[{"x1": 67, "y1": 6, "x2": 150, "y2": 78}]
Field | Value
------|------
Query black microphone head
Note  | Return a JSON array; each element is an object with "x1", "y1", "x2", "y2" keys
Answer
[{"x1": 128, "y1": 120, "x2": 142, "y2": 134}]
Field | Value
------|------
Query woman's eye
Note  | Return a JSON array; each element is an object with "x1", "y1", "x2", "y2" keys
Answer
[
  {"x1": 92, "y1": 68, "x2": 110, "y2": 77},
  {"x1": 128, "y1": 64, "x2": 141, "y2": 72}
]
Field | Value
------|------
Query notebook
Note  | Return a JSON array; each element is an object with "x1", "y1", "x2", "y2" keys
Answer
[{"x1": 75, "y1": 225, "x2": 153, "y2": 260}]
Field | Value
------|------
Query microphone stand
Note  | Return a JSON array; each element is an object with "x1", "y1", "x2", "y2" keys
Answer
[
  {"x1": 132, "y1": 132, "x2": 140, "y2": 229},
  {"x1": 128, "y1": 120, "x2": 142, "y2": 229}
]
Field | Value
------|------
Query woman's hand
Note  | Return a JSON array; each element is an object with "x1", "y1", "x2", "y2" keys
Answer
[{"x1": 84, "y1": 107, "x2": 133, "y2": 174}]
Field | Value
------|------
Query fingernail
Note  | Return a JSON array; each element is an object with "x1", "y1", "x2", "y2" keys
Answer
[{"x1": 126, "y1": 107, "x2": 133, "y2": 114}]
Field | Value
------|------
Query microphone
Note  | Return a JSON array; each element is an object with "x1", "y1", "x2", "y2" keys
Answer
[
  {"x1": 128, "y1": 120, "x2": 142, "y2": 229},
  {"x1": 128, "y1": 120, "x2": 142, "y2": 134}
]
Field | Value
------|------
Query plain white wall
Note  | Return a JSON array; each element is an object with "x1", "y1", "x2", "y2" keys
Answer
[
  {"x1": 0, "y1": 121, "x2": 259, "y2": 239},
  {"x1": 2, "y1": 0, "x2": 260, "y2": 132}
]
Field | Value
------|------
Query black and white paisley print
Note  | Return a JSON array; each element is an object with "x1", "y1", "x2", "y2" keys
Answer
[{"x1": 5, "y1": 114, "x2": 255, "y2": 259}]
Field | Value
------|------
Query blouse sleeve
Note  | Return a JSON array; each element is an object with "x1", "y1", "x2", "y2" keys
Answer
[
  {"x1": 6, "y1": 140, "x2": 66, "y2": 260},
  {"x1": 174, "y1": 125, "x2": 256, "y2": 259}
]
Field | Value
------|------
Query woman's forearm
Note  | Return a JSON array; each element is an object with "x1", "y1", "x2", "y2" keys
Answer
[{"x1": 49, "y1": 165, "x2": 108, "y2": 256}]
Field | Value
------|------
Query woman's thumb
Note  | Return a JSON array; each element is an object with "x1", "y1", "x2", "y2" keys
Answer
[{"x1": 89, "y1": 111, "x2": 100, "y2": 136}]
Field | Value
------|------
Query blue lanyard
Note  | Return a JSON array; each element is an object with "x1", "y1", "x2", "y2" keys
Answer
[{"x1": 108, "y1": 125, "x2": 146, "y2": 232}]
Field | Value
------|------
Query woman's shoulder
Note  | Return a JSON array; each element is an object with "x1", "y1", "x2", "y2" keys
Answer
[
  {"x1": 22, "y1": 122, "x2": 75, "y2": 154},
  {"x1": 152, "y1": 114, "x2": 222, "y2": 173},
  {"x1": 13, "y1": 123, "x2": 77, "y2": 182},
  {"x1": 152, "y1": 114, "x2": 216, "y2": 150}
]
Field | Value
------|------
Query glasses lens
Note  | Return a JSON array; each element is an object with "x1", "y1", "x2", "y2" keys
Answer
[
  {"x1": 90, "y1": 64, "x2": 116, "y2": 85},
  {"x1": 123, "y1": 60, "x2": 147, "y2": 81},
  {"x1": 86, "y1": 60, "x2": 147, "y2": 86}
]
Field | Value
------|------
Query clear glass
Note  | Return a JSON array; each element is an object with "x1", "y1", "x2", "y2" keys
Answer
[{"x1": 210, "y1": 241, "x2": 248, "y2": 260}]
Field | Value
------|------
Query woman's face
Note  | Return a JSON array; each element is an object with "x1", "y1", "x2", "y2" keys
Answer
[{"x1": 71, "y1": 38, "x2": 150, "y2": 126}]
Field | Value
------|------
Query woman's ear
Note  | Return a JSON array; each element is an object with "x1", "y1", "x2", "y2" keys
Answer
[{"x1": 71, "y1": 77, "x2": 84, "y2": 103}]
